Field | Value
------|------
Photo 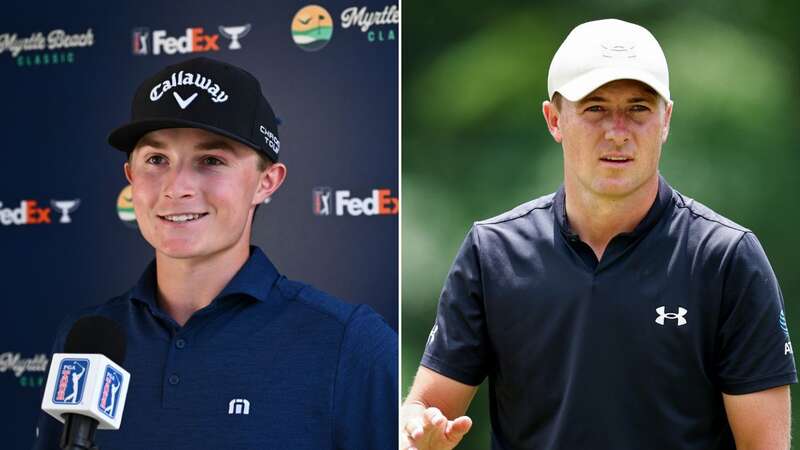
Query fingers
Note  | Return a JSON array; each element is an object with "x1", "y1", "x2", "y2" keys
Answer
[
  {"x1": 404, "y1": 416, "x2": 425, "y2": 440},
  {"x1": 423, "y1": 407, "x2": 447, "y2": 429},
  {"x1": 445, "y1": 416, "x2": 473, "y2": 440},
  {"x1": 402, "y1": 408, "x2": 472, "y2": 450}
]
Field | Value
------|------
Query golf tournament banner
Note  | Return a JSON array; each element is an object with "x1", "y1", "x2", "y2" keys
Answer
[{"x1": 0, "y1": 1, "x2": 398, "y2": 447}]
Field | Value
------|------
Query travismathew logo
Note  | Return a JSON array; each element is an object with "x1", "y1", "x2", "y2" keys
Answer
[{"x1": 150, "y1": 70, "x2": 229, "y2": 110}]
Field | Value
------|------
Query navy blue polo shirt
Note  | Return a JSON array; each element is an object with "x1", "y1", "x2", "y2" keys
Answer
[
  {"x1": 33, "y1": 246, "x2": 397, "y2": 450},
  {"x1": 422, "y1": 177, "x2": 797, "y2": 450}
]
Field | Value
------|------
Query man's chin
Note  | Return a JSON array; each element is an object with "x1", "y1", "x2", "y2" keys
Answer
[
  {"x1": 153, "y1": 241, "x2": 210, "y2": 260},
  {"x1": 590, "y1": 178, "x2": 643, "y2": 198}
]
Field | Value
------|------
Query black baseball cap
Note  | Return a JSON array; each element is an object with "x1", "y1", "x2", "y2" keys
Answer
[{"x1": 108, "y1": 57, "x2": 281, "y2": 161}]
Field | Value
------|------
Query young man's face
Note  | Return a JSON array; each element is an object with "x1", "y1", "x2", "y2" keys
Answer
[
  {"x1": 543, "y1": 79, "x2": 673, "y2": 198},
  {"x1": 124, "y1": 127, "x2": 285, "y2": 261}
]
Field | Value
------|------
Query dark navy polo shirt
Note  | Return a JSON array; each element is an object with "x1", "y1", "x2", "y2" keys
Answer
[
  {"x1": 422, "y1": 177, "x2": 797, "y2": 450},
  {"x1": 33, "y1": 246, "x2": 397, "y2": 450}
]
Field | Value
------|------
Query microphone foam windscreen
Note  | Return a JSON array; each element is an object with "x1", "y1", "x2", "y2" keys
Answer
[{"x1": 64, "y1": 315, "x2": 127, "y2": 365}]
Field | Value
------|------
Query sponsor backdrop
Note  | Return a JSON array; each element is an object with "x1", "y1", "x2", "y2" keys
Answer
[{"x1": 0, "y1": 1, "x2": 398, "y2": 447}]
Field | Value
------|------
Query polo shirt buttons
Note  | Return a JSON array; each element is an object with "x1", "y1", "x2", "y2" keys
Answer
[
  {"x1": 175, "y1": 338, "x2": 186, "y2": 349},
  {"x1": 168, "y1": 374, "x2": 180, "y2": 385}
]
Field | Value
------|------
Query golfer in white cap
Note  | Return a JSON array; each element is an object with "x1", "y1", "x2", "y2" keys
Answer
[{"x1": 401, "y1": 19, "x2": 795, "y2": 450}]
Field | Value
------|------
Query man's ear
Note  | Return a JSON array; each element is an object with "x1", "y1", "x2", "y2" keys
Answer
[
  {"x1": 253, "y1": 163, "x2": 287, "y2": 205},
  {"x1": 661, "y1": 100, "x2": 674, "y2": 143},
  {"x1": 542, "y1": 101, "x2": 563, "y2": 143},
  {"x1": 124, "y1": 162, "x2": 133, "y2": 184}
]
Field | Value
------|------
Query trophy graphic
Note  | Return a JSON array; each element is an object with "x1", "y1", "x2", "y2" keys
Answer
[
  {"x1": 51, "y1": 199, "x2": 80, "y2": 224},
  {"x1": 219, "y1": 24, "x2": 252, "y2": 50}
]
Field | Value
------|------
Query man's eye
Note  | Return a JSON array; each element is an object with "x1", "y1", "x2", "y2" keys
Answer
[
  {"x1": 631, "y1": 105, "x2": 650, "y2": 112},
  {"x1": 146, "y1": 155, "x2": 166, "y2": 165},
  {"x1": 585, "y1": 105, "x2": 605, "y2": 112},
  {"x1": 202, "y1": 156, "x2": 224, "y2": 166}
]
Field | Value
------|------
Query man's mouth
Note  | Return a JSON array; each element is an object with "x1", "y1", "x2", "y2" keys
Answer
[
  {"x1": 158, "y1": 213, "x2": 208, "y2": 223},
  {"x1": 599, "y1": 155, "x2": 633, "y2": 163}
]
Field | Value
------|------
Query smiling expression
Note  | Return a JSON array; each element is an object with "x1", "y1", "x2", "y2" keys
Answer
[{"x1": 125, "y1": 128, "x2": 281, "y2": 261}]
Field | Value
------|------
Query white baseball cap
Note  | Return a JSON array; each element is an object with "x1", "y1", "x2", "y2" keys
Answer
[{"x1": 547, "y1": 19, "x2": 670, "y2": 102}]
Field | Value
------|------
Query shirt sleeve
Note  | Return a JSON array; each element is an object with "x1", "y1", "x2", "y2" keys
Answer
[
  {"x1": 716, "y1": 232, "x2": 798, "y2": 394},
  {"x1": 333, "y1": 305, "x2": 398, "y2": 450},
  {"x1": 420, "y1": 226, "x2": 489, "y2": 386}
]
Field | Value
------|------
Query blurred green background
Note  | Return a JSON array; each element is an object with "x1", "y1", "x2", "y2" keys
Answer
[{"x1": 401, "y1": 0, "x2": 800, "y2": 448}]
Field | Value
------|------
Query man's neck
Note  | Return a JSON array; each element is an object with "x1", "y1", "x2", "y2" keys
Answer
[
  {"x1": 564, "y1": 174, "x2": 659, "y2": 261},
  {"x1": 154, "y1": 243, "x2": 250, "y2": 327}
]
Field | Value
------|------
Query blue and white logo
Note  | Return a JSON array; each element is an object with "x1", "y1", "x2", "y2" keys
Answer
[
  {"x1": 780, "y1": 310, "x2": 790, "y2": 336},
  {"x1": 52, "y1": 359, "x2": 89, "y2": 404},
  {"x1": 98, "y1": 365, "x2": 124, "y2": 419}
]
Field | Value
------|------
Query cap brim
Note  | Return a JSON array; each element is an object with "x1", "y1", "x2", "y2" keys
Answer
[
  {"x1": 555, "y1": 66, "x2": 670, "y2": 102},
  {"x1": 107, "y1": 118, "x2": 268, "y2": 158}
]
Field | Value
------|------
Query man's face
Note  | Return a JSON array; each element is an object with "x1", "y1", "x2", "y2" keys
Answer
[
  {"x1": 543, "y1": 79, "x2": 673, "y2": 198},
  {"x1": 124, "y1": 127, "x2": 285, "y2": 260}
]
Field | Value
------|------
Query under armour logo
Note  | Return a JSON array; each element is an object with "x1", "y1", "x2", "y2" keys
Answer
[
  {"x1": 655, "y1": 306, "x2": 687, "y2": 326},
  {"x1": 601, "y1": 41, "x2": 636, "y2": 59},
  {"x1": 228, "y1": 398, "x2": 250, "y2": 415}
]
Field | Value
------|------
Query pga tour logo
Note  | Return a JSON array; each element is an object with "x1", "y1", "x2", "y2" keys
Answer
[
  {"x1": 52, "y1": 359, "x2": 89, "y2": 404},
  {"x1": 98, "y1": 365, "x2": 124, "y2": 419},
  {"x1": 312, "y1": 187, "x2": 398, "y2": 217}
]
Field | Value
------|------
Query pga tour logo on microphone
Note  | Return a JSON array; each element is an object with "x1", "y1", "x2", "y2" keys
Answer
[
  {"x1": 43, "y1": 354, "x2": 130, "y2": 429},
  {"x1": 98, "y1": 365, "x2": 124, "y2": 419},
  {"x1": 52, "y1": 359, "x2": 89, "y2": 405}
]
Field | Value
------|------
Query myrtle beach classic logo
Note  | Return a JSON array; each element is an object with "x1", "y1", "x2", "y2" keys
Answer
[
  {"x1": 292, "y1": 5, "x2": 334, "y2": 51},
  {"x1": 117, "y1": 185, "x2": 137, "y2": 228},
  {"x1": 0, "y1": 28, "x2": 94, "y2": 68},
  {"x1": 340, "y1": 5, "x2": 398, "y2": 43}
]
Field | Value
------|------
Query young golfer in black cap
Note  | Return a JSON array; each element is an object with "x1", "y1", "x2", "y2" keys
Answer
[{"x1": 34, "y1": 57, "x2": 397, "y2": 450}]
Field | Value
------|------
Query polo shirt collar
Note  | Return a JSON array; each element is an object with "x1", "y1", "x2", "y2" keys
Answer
[
  {"x1": 129, "y1": 246, "x2": 280, "y2": 312},
  {"x1": 553, "y1": 174, "x2": 674, "y2": 240}
]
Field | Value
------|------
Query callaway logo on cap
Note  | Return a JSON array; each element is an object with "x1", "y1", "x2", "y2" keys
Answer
[{"x1": 108, "y1": 56, "x2": 281, "y2": 161}]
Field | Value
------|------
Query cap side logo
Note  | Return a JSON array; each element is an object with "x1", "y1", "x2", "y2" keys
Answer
[{"x1": 258, "y1": 125, "x2": 280, "y2": 154}]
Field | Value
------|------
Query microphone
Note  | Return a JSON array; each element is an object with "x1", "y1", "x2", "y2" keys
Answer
[{"x1": 40, "y1": 316, "x2": 130, "y2": 450}]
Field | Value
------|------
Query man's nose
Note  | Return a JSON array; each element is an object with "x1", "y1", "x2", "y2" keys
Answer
[
  {"x1": 162, "y1": 163, "x2": 196, "y2": 199},
  {"x1": 603, "y1": 110, "x2": 631, "y2": 146}
]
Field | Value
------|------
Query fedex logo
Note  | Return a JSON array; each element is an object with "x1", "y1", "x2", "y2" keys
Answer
[
  {"x1": 0, "y1": 199, "x2": 79, "y2": 225},
  {"x1": 98, "y1": 365, "x2": 123, "y2": 419},
  {"x1": 0, "y1": 200, "x2": 50, "y2": 225},
  {"x1": 52, "y1": 359, "x2": 88, "y2": 404},
  {"x1": 134, "y1": 27, "x2": 220, "y2": 55},
  {"x1": 312, "y1": 187, "x2": 398, "y2": 216}
]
